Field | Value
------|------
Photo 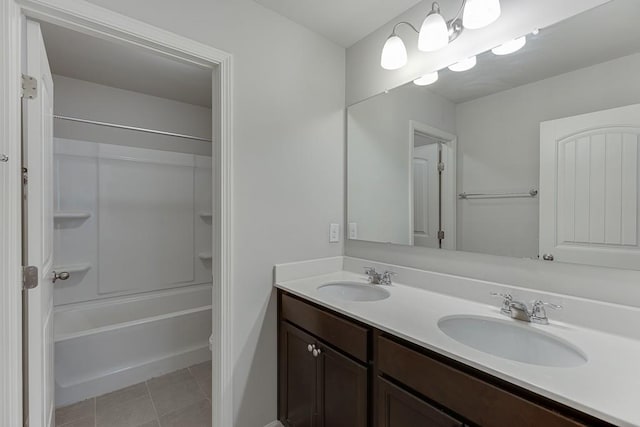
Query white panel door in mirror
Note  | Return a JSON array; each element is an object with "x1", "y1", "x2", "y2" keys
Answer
[{"x1": 540, "y1": 104, "x2": 640, "y2": 270}]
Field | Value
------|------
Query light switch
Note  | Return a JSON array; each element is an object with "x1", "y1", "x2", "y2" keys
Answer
[
  {"x1": 349, "y1": 222, "x2": 358, "y2": 239},
  {"x1": 329, "y1": 223, "x2": 340, "y2": 243}
]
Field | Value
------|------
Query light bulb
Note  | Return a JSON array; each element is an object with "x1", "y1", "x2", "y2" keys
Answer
[
  {"x1": 491, "y1": 36, "x2": 526, "y2": 55},
  {"x1": 448, "y1": 56, "x2": 477, "y2": 72},
  {"x1": 380, "y1": 35, "x2": 407, "y2": 70},
  {"x1": 418, "y1": 3, "x2": 449, "y2": 52},
  {"x1": 413, "y1": 72, "x2": 439, "y2": 86},
  {"x1": 463, "y1": 0, "x2": 501, "y2": 30}
]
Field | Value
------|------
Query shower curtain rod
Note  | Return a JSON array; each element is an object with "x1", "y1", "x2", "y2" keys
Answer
[{"x1": 53, "y1": 115, "x2": 212, "y2": 143}]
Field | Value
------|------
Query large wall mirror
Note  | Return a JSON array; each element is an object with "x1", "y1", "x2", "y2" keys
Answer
[{"x1": 347, "y1": 0, "x2": 640, "y2": 270}]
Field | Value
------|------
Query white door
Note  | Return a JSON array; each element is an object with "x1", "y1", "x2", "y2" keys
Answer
[
  {"x1": 412, "y1": 143, "x2": 440, "y2": 248},
  {"x1": 540, "y1": 104, "x2": 640, "y2": 270},
  {"x1": 24, "y1": 19, "x2": 55, "y2": 427}
]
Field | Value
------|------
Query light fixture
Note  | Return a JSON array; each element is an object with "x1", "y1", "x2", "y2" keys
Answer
[
  {"x1": 418, "y1": 3, "x2": 449, "y2": 52},
  {"x1": 448, "y1": 56, "x2": 477, "y2": 72},
  {"x1": 380, "y1": 34, "x2": 408, "y2": 70},
  {"x1": 491, "y1": 36, "x2": 526, "y2": 55},
  {"x1": 380, "y1": 0, "x2": 501, "y2": 70},
  {"x1": 413, "y1": 71, "x2": 439, "y2": 86},
  {"x1": 463, "y1": 0, "x2": 501, "y2": 29}
]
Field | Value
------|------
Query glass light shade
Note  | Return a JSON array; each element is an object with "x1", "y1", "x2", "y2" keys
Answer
[
  {"x1": 448, "y1": 56, "x2": 477, "y2": 72},
  {"x1": 491, "y1": 36, "x2": 526, "y2": 55},
  {"x1": 463, "y1": 0, "x2": 501, "y2": 29},
  {"x1": 413, "y1": 71, "x2": 439, "y2": 86},
  {"x1": 418, "y1": 12, "x2": 449, "y2": 52},
  {"x1": 380, "y1": 35, "x2": 407, "y2": 70}
]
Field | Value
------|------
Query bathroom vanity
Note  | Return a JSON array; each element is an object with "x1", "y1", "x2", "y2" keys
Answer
[
  {"x1": 275, "y1": 257, "x2": 640, "y2": 427},
  {"x1": 278, "y1": 290, "x2": 607, "y2": 427}
]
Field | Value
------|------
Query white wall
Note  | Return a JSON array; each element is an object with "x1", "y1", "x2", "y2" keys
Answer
[
  {"x1": 80, "y1": 1, "x2": 346, "y2": 425},
  {"x1": 348, "y1": 84, "x2": 455, "y2": 244},
  {"x1": 52, "y1": 75, "x2": 212, "y2": 155},
  {"x1": 455, "y1": 52, "x2": 640, "y2": 257},
  {"x1": 346, "y1": 0, "x2": 607, "y2": 105}
]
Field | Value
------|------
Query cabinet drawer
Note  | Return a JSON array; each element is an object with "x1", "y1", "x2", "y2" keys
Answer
[
  {"x1": 378, "y1": 377, "x2": 463, "y2": 427},
  {"x1": 281, "y1": 293, "x2": 369, "y2": 362},
  {"x1": 377, "y1": 336, "x2": 585, "y2": 427}
]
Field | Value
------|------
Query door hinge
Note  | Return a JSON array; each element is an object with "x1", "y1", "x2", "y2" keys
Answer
[
  {"x1": 437, "y1": 230, "x2": 445, "y2": 240},
  {"x1": 22, "y1": 266, "x2": 38, "y2": 290},
  {"x1": 438, "y1": 162, "x2": 445, "y2": 172},
  {"x1": 21, "y1": 74, "x2": 37, "y2": 99}
]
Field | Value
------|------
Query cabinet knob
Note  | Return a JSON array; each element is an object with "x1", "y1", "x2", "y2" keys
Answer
[
  {"x1": 312, "y1": 348, "x2": 322, "y2": 357},
  {"x1": 307, "y1": 344, "x2": 314, "y2": 353}
]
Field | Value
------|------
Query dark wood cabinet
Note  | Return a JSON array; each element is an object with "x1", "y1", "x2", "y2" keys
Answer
[
  {"x1": 278, "y1": 319, "x2": 368, "y2": 427},
  {"x1": 377, "y1": 377, "x2": 463, "y2": 427},
  {"x1": 279, "y1": 322, "x2": 318, "y2": 427},
  {"x1": 318, "y1": 344, "x2": 368, "y2": 427},
  {"x1": 277, "y1": 290, "x2": 610, "y2": 427}
]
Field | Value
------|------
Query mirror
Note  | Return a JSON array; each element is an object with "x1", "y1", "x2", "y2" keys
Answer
[{"x1": 347, "y1": 0, "x2": 640, "y2": 270}]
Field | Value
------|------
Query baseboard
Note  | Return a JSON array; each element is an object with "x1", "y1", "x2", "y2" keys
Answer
[{"x1": 264, "y1": 421, "x2": 284, "y2": 427}]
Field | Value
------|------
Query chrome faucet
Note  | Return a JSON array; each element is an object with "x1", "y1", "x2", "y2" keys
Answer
[
  {"x1": 491, "y1": 292, "x2": 562, "y2": 325},
  {"x1": 364, "y1": 267, "x2": 396, "y2": 285}
]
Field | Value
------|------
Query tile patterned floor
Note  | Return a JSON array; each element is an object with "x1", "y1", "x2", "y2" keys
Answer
[{"x1": 55, "y1": 361, "x2": 212, "y2": 427}]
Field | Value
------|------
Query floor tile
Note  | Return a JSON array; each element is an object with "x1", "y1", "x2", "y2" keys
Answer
[
  {"x1": 96, "y1": 394, "x2": 156, "y2": 427},
  {"x1": 147, "y1": 369, "x2": 192, "y2": 390},
  {"x1": 57, "y1": 416, "x2": 95, "y2": 427},
  {"x1": 188, "y1": 361, "x2": 211, "y2": 379},
  {"x1": 96, "y1": 382, "x2": 148, "y2": 413},
  {"x1": 159, "y1": 399, "x2": 211, "y2": 427},
  {"x1": 55, "y1": 398, "x2": 95, "y2": 426},
  {"x1": 189, "y1": 361, "x2": 212, "y2": 399},
  {"x1": 148, "y1": 376, "x2": 205, "y2": 416}
]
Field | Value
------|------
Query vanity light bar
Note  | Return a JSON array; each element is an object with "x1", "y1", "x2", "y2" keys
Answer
[
  {"x1": 413, "y1": 71, "x2": 439, "y2": 86},
  {"x1": 492, "y1": 36, "x2": 527, "y2": 55}
]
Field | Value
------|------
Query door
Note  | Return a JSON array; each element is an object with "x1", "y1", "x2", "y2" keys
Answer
[
  {"x1": 540, "y1": 104, "x2": 640, "y2": 269},
  {"x1": 317, "y1": 343, "x2": 367, "y2": 427},
  {"x1": 23, "y1": 20, "x2": 55, "y2": 427},
  {"x1": 412, "y1": 142, "x2": 441, "y2": 248},
  {"x1": 377, "y1": 378, "x2": 463, "y2": 427},
  {"x1": 279, "y1": 322, "x2": 317, "y2": 427}
]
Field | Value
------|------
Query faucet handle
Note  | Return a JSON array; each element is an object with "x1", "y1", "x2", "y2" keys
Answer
[
  {"x1": 490, "y1": 292, "x2": 513, "y2": 316},
  {"x1": 364, "y1": 267, "x2": 378, "y2": 283},
  {"x1": 533, "y1": 300, "x2": 562, "y2": 310},
  {"x1": 380, "y1": 270, "x2": 396, "y2": 285},
  {"x1": 530, "y1": 300, "x2": 562, "y2": 324}
]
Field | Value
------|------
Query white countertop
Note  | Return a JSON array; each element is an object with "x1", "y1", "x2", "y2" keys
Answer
[{"x1": 275, "y1": 270, "x2": 640, "y2": 427}]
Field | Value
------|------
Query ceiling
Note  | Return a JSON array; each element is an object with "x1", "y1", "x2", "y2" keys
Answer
[
  {"x1": 403, "y1": 0, "x2": 640, "y2": 104},
  {"x1": 253, "y1": 0, "x2": 423, "y2": 47},
  {"x1": 40, "y1": 21, "x2": 212, "y2": 108}
]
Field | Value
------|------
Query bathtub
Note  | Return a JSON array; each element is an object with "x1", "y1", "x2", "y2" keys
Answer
[{"x1": 54, "y1": 284, "x2": 212, "y2": 407}]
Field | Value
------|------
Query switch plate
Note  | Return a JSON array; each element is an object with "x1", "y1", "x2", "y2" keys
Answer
[
  {"x1": 329, "y1": 223, "x2": 340, "y2": 243},
  {"x1": 348, "y1": 222, "x2": 358, "y2": 239}
]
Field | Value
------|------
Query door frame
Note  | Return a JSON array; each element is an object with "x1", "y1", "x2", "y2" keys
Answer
[
  {"x1": 0, "y1": 1, "x2": 234, "y2": 426},
  {"x1": 408, "y1": 120, "x2": 457, "y2": 250}
]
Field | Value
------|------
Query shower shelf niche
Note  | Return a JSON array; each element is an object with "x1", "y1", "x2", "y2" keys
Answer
[
  {"x1": 52, "y1": 263, "x2": 92, "y2": 274},
  {"x1": 54, "y1": 211, "x2": 92, "y2": 221}
]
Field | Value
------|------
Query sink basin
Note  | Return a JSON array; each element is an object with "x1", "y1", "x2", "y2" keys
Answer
[
  {"x1": 317, "y1": 282, "x2": 390, "y2": 302},
  {"x1": 438, "y1": 315, "x2": 587, "y2": 368}
]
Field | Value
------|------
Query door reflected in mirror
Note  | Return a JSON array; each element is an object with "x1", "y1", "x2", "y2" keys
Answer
[{"x1": 347, "y1": 0, "x2": 640, "y2": 270}]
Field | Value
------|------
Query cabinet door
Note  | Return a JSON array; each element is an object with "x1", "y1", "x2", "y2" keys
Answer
[
  {"x1": 317, "y1": 343, "x2": 368, "y2": 427},
  {"x1": 280, "y1": 322, "x2": 318, "y2": 427},
  {"x1": 377, "y1": 377, "x2": 463, "y2": 427}
]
